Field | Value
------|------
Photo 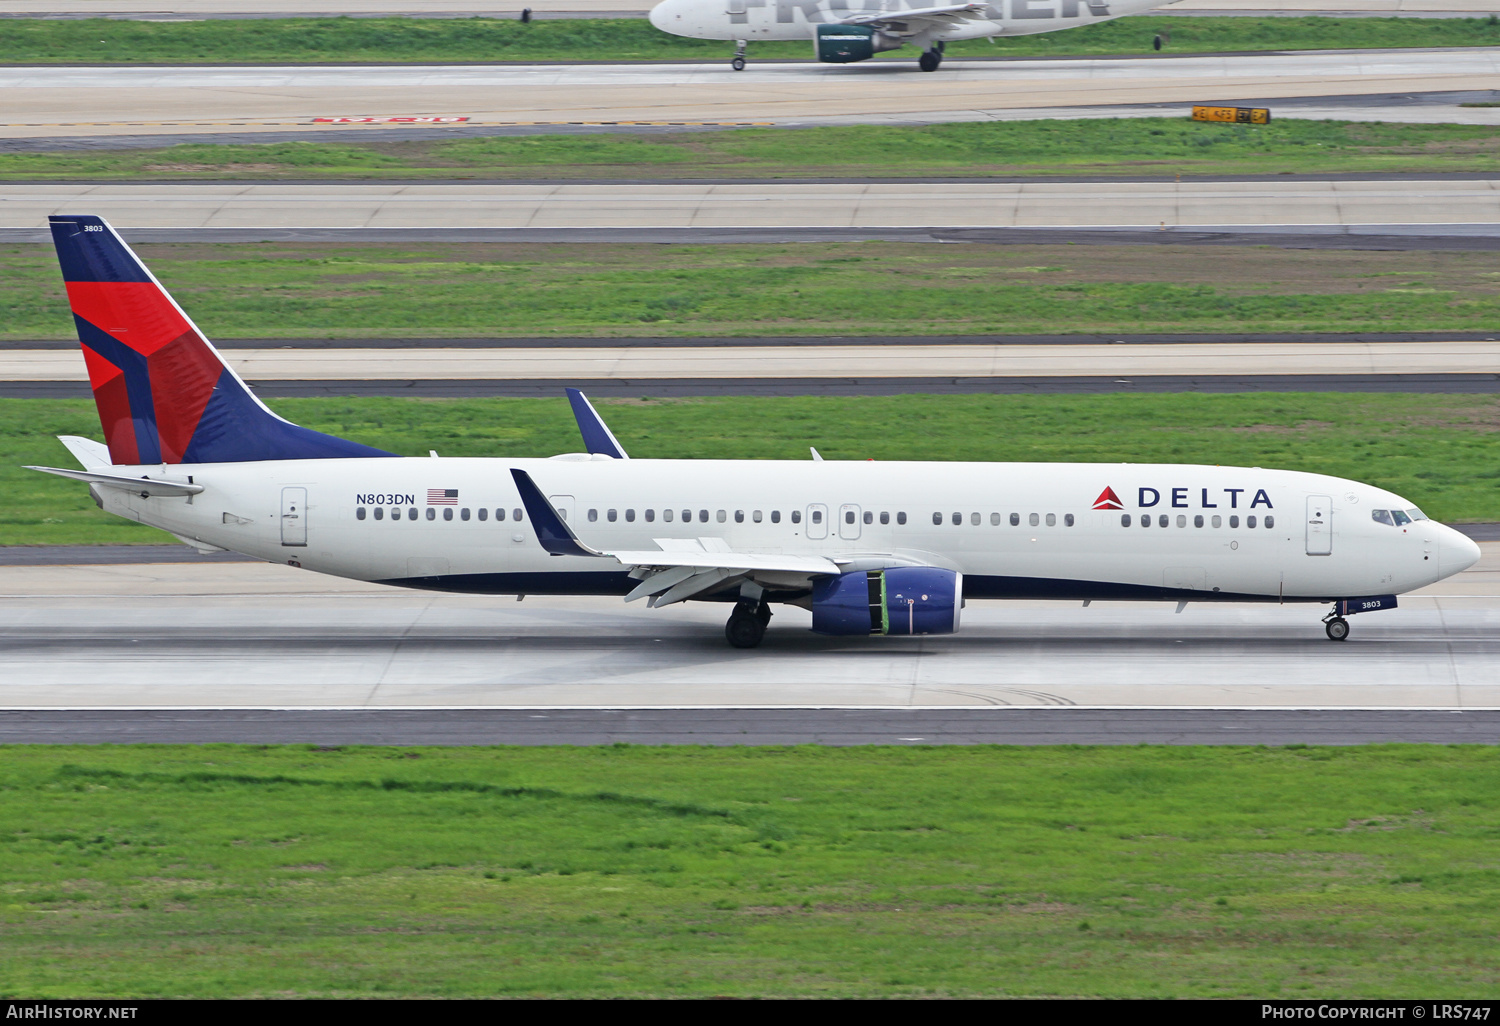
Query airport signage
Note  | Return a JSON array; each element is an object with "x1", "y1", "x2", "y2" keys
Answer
[{"x1": 1191, "y1": 106, "x2": 1271, "y2": 125}]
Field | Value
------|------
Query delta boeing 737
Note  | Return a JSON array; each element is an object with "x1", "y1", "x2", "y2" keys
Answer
[{"x1": 28, "y1": 215, "x2": 1480, "y2": 648}]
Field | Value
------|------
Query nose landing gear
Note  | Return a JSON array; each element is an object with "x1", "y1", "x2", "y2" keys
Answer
[
  {"x1": 731, "y1": 39, "x2": 747, "y2": 71},
  {"x1": 726, "y1": 600, "x2": 773, "y2": 648}
]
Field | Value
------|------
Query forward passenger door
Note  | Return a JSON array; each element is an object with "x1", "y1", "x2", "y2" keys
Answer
[{"x1": 1306, "y1": 495, "x2": 1331, "y2": 556}]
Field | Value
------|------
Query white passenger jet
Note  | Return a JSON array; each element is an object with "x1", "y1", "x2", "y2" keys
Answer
[
  {"x1": 649, "y1": 0, "x2": 1175, "y2": 71},
  {"x1": 29, "y1": 215, "x2": 1480, "y2": 648}
]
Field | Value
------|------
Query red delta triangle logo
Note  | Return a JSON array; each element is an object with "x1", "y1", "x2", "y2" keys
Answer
[{"x1": 1092, "y1": 486, "x2": 1124, "y2": 510}]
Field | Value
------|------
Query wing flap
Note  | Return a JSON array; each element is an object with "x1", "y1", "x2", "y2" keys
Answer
[{"x1": 605, "y1": 550, "x2": 840, "y2": 575}]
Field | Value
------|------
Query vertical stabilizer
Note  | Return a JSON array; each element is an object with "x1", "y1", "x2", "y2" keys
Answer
[{"x1": 48, "y1": 215, "x2": 393, "y2": 465}]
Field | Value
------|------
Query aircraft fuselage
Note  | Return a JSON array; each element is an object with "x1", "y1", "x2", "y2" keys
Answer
[{"x1": 103, "y1": 455, "x2": 1472, "y2": 605}]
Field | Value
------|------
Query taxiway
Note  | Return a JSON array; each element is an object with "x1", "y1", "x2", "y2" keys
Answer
[
  {"x1": 5, "y1": 180, "x2": 1498, "y2": 230},
  {"x1": 3, "y1": 50, "x2": 1499, "y2": 141}
]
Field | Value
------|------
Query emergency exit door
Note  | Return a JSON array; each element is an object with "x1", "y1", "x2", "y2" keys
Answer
[
  {"x1": 839, "y1": 504, "x2": 862, "y2": 540},
  {"x1": 1306, "y1": 495, "x2": 1331, "y2": 556},
  {"x1": 281, "y1": 487, "x2": 307, "y2": 547},
  {"x1": 806, "y1": 503, "x2": 829, "y2": 540}
]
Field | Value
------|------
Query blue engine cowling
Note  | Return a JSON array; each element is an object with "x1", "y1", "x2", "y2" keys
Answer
[{"x1": 810, "y1": 567, "x2": 963, "y2": 636}]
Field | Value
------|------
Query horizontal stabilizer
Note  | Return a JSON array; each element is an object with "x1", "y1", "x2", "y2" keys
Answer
[{"x1": 26, "y1": 465, "x2": 204, "y2": 497}]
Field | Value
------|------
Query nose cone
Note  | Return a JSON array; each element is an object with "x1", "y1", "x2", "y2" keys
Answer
[
  {"x1": 649, "y1": 0, "x2": 683, "y2": 32},
  {"x1": 1437, "y1": 524, "x2": 1482, "y2": 580}
]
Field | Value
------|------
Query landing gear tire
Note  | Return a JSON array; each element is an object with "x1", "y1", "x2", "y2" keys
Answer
[
  {"x1": 726, "y1": 606, "x2": 766, "y2": 649},
  {"x1": 731, "y1": 40, "x2": 747, "y2": 71},
  {"x1": 1325, "y1": 617, "x2": 1350, "y2": 642},
  {"x1": 731, "y1": 56, "x2": 746, "y2": 71},
  {"x1": 918, "y1": 49, "x2": 941, "y2": 72}
]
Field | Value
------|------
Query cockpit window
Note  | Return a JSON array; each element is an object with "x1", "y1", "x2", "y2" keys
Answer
[
  {"x1": 1392, "y1": 510, "x2": 1412, "y2": 526},
  {"x1": 1372, "y1": 509, "x2": 1395, "y2": 526},
  {"x1": 1407, "y1": 508, "x2": 1428, "y2": 521}
]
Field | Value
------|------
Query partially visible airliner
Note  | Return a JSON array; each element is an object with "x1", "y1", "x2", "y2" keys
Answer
[
  {"x1": 648, "y1": 0, "x2": 1176, "y2": 71},
  {"x1": 30, "y1": 215, "x2": 1480, "y2": 648}
]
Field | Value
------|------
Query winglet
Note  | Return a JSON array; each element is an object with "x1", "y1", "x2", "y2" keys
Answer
[
  {"x1": 565, "y1": 388, "x2": 629, "y2": 460},
  {"x1": 509, "y1": 468, "x2": 603, "y2": 558}
]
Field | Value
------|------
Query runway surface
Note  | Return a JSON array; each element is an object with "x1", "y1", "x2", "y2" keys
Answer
[
  {"x1": 3, "y1": 547, "x2": 1498, "y2": 714},
  {"x1": 4, "y1": 51, "x2": 1498, "y2": 141},
  {"x1": 7, "y1": 180, "x2": 1500, "y2": 230},
  {"x1": 16, "y1": 374, "x2": 1500, "y2": 398},
  {"x1": 7, "y1": 339, "x2": 1500, "y2": 385}
]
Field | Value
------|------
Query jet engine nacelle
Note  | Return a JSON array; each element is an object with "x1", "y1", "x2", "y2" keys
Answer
[
  {"x1": 811, "y1": 567, "x2": 963, "y2": 636},
  {"x1": 815, "y1": 24, "x2": 904, "y2": 64}
]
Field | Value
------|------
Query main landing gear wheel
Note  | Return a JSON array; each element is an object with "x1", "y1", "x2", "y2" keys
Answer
[
  {"x1": 725, "y1": 601, "x2": 771, "y2": 648},
  {"x1": 918, "y1": 49, "x2": 941, "y2": 72},
  {"x1": 1325, "y1": 617, "x2": 1350, "y2": 642}
]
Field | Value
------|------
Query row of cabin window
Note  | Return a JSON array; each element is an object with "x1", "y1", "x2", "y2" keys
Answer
[
  {"x1": 583, "y1": 509, "x2": 912, "y2": 525},
  {"x1": 934, "y1": 512, "x2": 1075, "y2": 527},
  {"x1": 355, "y1": 507, "x2": 524, "y2": 522},
  {"x1": 1123, "y1": 513, "x2": 1274, "y2": 529}
]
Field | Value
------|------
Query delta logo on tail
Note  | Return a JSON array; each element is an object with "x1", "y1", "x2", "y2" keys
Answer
[
  {"x1": 49, "y1": 215, "x2": 392, "y2": 466},
  {"x1": 1092, "y1": 486, "x2": 1123, "y2": 510}
]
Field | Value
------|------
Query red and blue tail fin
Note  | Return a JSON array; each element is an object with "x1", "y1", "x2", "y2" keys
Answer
[{"x1": 49, "y1": 215, "x2": 393, "y2": 465}]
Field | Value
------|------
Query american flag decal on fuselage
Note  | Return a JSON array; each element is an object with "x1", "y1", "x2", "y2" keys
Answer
[{"x1": 427, "y1": 488, "x2": 458, "y2": 505}]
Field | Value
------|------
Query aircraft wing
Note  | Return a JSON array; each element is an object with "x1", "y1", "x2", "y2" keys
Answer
[
  {"x1": 604, "y1": 549, "x2": 838, "y2": 575},
  {"x1": 510, "y1": 467, "x2": 845, "y2": 605},
  {"x1": 841, "y1": 2, "x2": 990, "y2": 29}
]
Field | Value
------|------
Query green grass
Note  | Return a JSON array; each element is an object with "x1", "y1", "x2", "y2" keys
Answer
[
  {"x1": 1, "y1": 744, "x2": 1498, "y2": 997},
  {"x1": 11, "y1": 119, "x2": 1500, "y2": 181},
  {"x1": 3, "y1": 15, "x2": 1498, "y2": 64},
  {"x1": 7, "y1": 392, "x2": 1500, "y2": 545},
  {"x1": 5, "y1": 241, "x2": 1500, "y2": 339}
]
